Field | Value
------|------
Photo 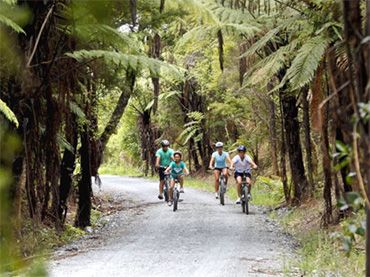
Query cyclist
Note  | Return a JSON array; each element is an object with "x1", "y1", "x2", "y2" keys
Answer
[
  {"x1": 209, "y1": 142, "x2": 233, "y2": 199},
  {"x1": 231, "y1": 145, "x2": 258, "y2": 204},
  {"x1": 165, "y1": 151, "x2": 189, "y2": 206},
  {"x1": 155, "y1": 140, "x2": 174, "y2": 200}
]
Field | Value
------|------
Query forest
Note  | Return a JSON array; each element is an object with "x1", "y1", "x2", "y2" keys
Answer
[{"x1": 0, "y1": 0, "x2": 369, "y2": 276}]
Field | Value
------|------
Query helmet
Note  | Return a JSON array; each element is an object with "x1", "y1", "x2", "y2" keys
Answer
[
  {"x1": 237, "y1": 145, "x2": 247, "y2": 152},
  {"x1": 161, "y1": 140, "x2": 170, "y2": 147},
  {"x1": 215, "y1": 142, "x2": 224, "y2": 148},
  {"x1": 174, "y1": 151, "x2": 182, "y2": 158}
]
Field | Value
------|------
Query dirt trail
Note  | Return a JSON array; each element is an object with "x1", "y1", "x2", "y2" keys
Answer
[{"x1": 49, "y1": 175, "x2": 295, "y2": 277}]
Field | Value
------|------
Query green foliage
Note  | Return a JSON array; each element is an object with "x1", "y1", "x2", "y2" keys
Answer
[
  {"x1": 252, "y1": 176, "x2": 285, "y2": 207},
  {"x1": 67, "y1": 50, "x2": 184, "y2": 80},
  {"x1": 0, "y1": 1, "x2": 30, "y2": 34},
  {"x1": 280, "y1": 36, "x2": 331, "y2": 91},
  {"x1": 178, "y1": 111, "x2": 205, "y2": 144},
  {"x1": 335, "y1": 193, "x2": 365, "y2": 255},
  {"x1": 0, "y1": 99, "x2": 19, "y2": 127},
  {"x1": 358, "y1": 101, "x2": 370, "y2": 122}
]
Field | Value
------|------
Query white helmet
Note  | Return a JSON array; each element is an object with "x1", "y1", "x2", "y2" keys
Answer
[{"x1": 215, "y1": 142, "x2": 224, "y2": 148}]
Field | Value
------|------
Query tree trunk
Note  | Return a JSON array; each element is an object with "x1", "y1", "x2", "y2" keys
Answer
[
  {"x1": 281, "y1": 91, "x2": 308, "y2": 204},
  {"x1": 321, "y1": 99, "x2": 333, "y2": 226},
  {"x1": 268, "y1": 95, "x2": 279, "y2": 176},
  {"x1": 99, "y1": 72, "x2": 135, "y2": 163},
  {"x1": 302, "y1": 87, "x2": 315, "y2": 195},
  {"x1": 279, "y1": 92, "x2": 290, "y2": 203},
  {"x1": 217, "y1": 29, "x2": 224, "y2": 71},
  {"x1": 75, "y1": 125, "x2": 92, "y2": 228},
  {"x1": 59, "y1": 115, "x2": 78, "y2": 222}
]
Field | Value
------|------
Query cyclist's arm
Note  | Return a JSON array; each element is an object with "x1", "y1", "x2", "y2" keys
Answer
[
  {"x1": 251, "y1": 160, "x2": 258, "y2": 169},
  {"x1": 209, "y1": 156, "x2": 215, "y2": 169},
  {"x1": 164, "y1": 165, "x2": 172, "y2": 173},
  {"x1": 184, "y1": 167, "x2": 190, "y2": 175},
  {"x1": 155, "y1": 156, "x2": 160, "y2": 168},
  {"x1": 226, "y1": 155, "x2": 233, "y2": 169}
]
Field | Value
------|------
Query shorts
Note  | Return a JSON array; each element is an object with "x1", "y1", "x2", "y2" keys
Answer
[
  {"x1": 214, "y1": 167, "x2": 227, "y2": 172},
  {"x1": 170, "y1": 173, "x2": 183, "y2": 180},
  {"x1": 158, "y1": 167, "x2": 168, "y2": 181},
  {"x1": 234, "y1": 172, "x2": 252, "y2": 179}
]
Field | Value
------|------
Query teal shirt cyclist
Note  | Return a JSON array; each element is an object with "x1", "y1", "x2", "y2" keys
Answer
[
  {"x1": 156, "y1": 147, "x2": 174, "y2": 167},
  {"x1": 168, "y1": 160, "x2": 186, "y2": 179}
]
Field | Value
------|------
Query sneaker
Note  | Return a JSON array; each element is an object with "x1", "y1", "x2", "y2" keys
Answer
[
  {"x1": 247, "y1": 193, "x2": 251, "y2": 200},
  {"x1": 180, "y1": 188, "x2": 184, "y2": 193},
  {"x1": 158, "y1": 194, "x2": 163, "y2": 200},
  {"x1": 215, "y1": 192, "x2": 219, "y2": 199},
  {"x1": 168, "y1": 201, "x2": 173, "y2": 206},
  {"x1": 235, "y1": 198, "x2": 241, "y2": 204}
]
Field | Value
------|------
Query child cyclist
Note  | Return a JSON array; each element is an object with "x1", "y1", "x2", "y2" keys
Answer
[
  {"x1": 231, "y1": 145, "x2": 258, "y2": 204},
  {"x1": 165, "y1": 151, "x2": 189, "y2": 206}
]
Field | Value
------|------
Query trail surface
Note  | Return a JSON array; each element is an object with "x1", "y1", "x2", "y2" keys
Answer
[{"x1": 49, "y1": 176, "x2": 294, "y2": 277}]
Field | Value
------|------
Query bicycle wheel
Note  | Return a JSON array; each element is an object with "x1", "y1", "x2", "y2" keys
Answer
[
  {"x1": 173, "y1": 189, "x2": 178, "y2": 211},
  {"x1": 241, "y1": 193, "x2": 246, "y2": 213},
  {"x1": 164, "y1": 181, "x2": 169, "y2": 202},
  {"x1": 245, "y1": 196, "x2": 249, "y2": 214},
  {"x1": 220, "y1": 181, "x2": 225, "y2": 206}
]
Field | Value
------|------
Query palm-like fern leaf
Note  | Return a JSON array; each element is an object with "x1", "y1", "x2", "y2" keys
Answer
[
  {"x1": 0, "y1": 99, "x2": 19, "y2": 127},
  {"x1": 67, "y1": 50, "x2": 184, "y2": 80},
  {"x1": 282, "y1": 35, "x2": 331, "y2": 90}
]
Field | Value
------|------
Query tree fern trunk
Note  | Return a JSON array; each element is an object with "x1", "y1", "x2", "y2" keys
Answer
[
  {"x1": 268, "y1": 95, "x2": 279, "y2": 176},
  {"x1": 281, "y1": 92, "x2": 308, "y2": 204},
  {"x1": 217, "y1": 30, "x2": 224, "y2": 71},
  {"x1": 99, "y1": 72, "x2": 135, "y2": 156},
  {"x1": 302, "y1": 87, "x2": 315, "y2": 195},
  {"x1": 59, "y1": 115, "x2": 78, "y2": 222},
  {"x1": 75, "y1": 125, "x2": 92, "y2": 228}
]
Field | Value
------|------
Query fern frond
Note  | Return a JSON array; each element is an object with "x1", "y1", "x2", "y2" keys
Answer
[
  {"x1": 0, "y1": 1, "x2": 30, "y2": 34},
  {"x1": 69, "y1": 101, "x2": 86, "y2": 120},
  {"x1": 67, "y1": 50, "x2": 184, "y2": 80},
  {"x1": 240, "y1": 16, "x2": 299, "y2": 59},
  {"x1": 284, "y1": 35, "x2": 330, "y2": 90},
  {"x1": 222, "y1": 23, "x2": 260, "y2": 38},
  {"x1": 0, "y1": 99, "x2": 19, "y2": 127},
  {"x1": 243, "y1": 40, "x2": 298, "y2": 87},
  {"x1": 145, "y1": 90, "x2": 181, "y2": 111},
  {"x1": 0, "y1": 15, "x2": 24, "y2": 33}
]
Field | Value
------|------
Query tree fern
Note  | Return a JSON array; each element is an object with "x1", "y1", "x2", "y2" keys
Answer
[
  {"x1": 282, "y1": 35, "x2": 331, "y2": 90},
  {"x1": 240, "y1": 16, "x2": 298, "y2": 59},
  {"x1": 243, "y1": 39, "x2": 298, "y2": 88},
  {"x1": 145, "y1": 90, "x2": 181, "y2": 111},
  {"x1": 0, "y1": 99, "x2": 18, "y2": 127},
  {"x1": 178, "y1": 111, "x2": 204, "y2": 144},
  {"x1": 0, "y1": 1, "x2": 29, "y2": 34},
  {"x1": 67, "y1": 50, "x2": 184, "y2": 80}
]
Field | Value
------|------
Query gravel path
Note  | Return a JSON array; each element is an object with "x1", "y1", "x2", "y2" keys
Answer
[{"x1": 49, "y1": 175, "x2": 294, "y2": 277}]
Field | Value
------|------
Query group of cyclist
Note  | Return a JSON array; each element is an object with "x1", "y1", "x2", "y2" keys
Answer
[{"x1": 155, "y1": 140, "x2": 258, "y2": 206}]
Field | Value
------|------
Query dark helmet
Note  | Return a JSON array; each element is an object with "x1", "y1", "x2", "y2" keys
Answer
[
  {"x1": 237, "y1": 145, "x2": 247, "y2": 152},
  {"x1": 161, "y1": 140, "x2": 170, "y2": 147},
  {"x1": 174, "y1": 151, "x2": 182, "y2": 158}
]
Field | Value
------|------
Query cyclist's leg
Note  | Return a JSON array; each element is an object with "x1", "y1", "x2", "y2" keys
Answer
[
  {"x1": 222, "y1": 167, "x2": 229, "y2": 184},
  {"x1": 214, "y1": 169, "x2": 220, "y2": 192},
  {"x1": 236, "y1": 175, "x2": 242, "y2": 197},
  {"x1": 246, "y1": 175, "x2": 252, "y2": 193},
  {"x1": 159, "y1": 168, "x2": 165, "y2": 195},
  {"x1": 178, "y1": 175, "x2": 184, "y2": 187},
  {"x1": 169, "y1": 178, "x2": 175, "y2": 201}
]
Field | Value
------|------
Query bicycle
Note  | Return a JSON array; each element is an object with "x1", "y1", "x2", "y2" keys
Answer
[
  {"x1": 240, "y1": 171, "x2": 251, "y2": 214},
  {"x1": 218, "y1": 170, "x2": 228, "y2": 206},
  {"x1": 172, "y1": 177, "x2": 181, "y2": 212},
  {"x1": 161, "y1": 167, "x2": 170, "y2": 202}
]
